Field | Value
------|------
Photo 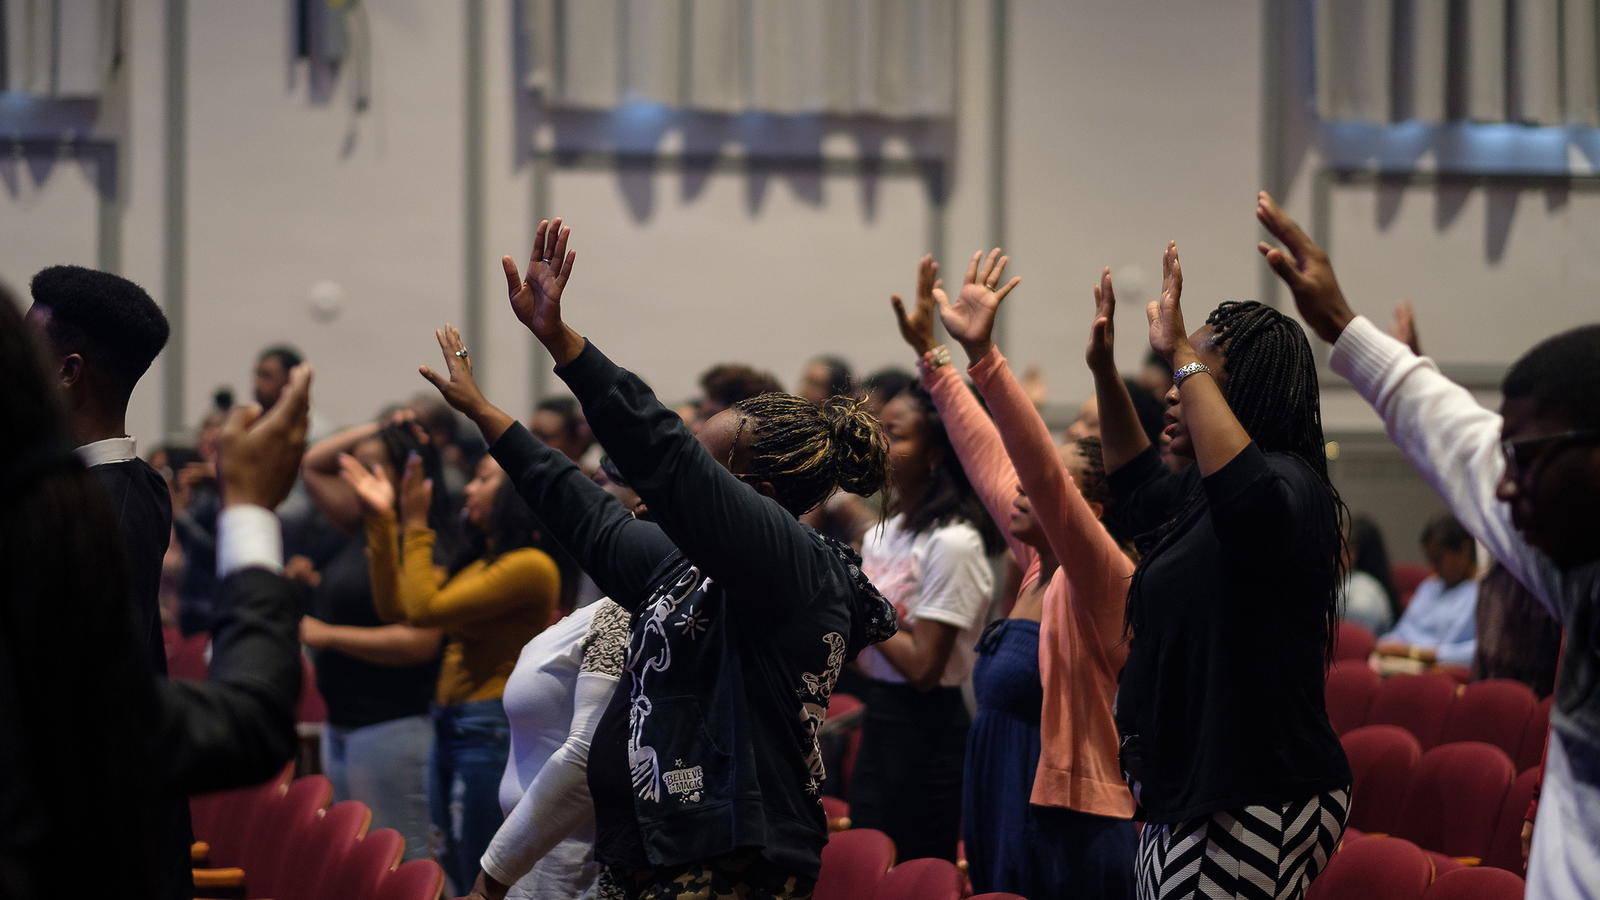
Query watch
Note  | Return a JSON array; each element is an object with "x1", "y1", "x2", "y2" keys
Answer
[{"x1": 1172, "y1": 361, "x2": 1212, "y2": 388}]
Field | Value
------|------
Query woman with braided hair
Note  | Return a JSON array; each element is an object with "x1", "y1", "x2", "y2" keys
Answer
[
  {"x1": 1091, "y1": 243, "x2": 1350, "y2": 900},
  {"x1": 421, "y1": 218, "x2": 897, "y2": 900}
]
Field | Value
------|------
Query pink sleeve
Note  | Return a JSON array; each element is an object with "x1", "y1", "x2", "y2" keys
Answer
[
  {"x1": 967, "y1": 347, "x2": 1134, "y2": 642},
  {"x1": 920, "y1": 358, "x2": 1036, "y2": 570}
]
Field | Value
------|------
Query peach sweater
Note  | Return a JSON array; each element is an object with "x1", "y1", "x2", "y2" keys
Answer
[{"x1": 923, "y1": 347, "x2": 1134, "y2": 818}]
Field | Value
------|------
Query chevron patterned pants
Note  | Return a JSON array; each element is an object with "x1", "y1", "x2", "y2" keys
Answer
[{"x1": 1134, "y1": 787, "x2": 1349, "y2": 900}]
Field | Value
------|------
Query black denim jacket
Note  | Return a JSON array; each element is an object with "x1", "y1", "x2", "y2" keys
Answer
[{"x1": 490, "y1": 340, "x2": 895, "y2": 877}]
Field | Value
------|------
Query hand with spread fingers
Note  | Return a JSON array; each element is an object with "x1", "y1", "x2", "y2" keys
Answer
[
  {"x1": 219, "y1": 363, "x2": 313, "y2": 510},
  {"x1": 419, "y1": 323, "x2": 518, "y2": 449},
  {"x1": 1145, "y1": 241, "x2": 1194, "y2": 367},
  {"x1": 1256, "y1": 190, "x2": 1356, "y2": 343},
  {"x1": 890, "y1": 254, "x2": 943, "y2": 356},
  {"x1": 1086, "y1": 267, "x2": 1120, "y2": 375},
  {"x1": 504, "y1": 217, "x2": 585, "y2": 364},
  {"x1": 337, "y1": 452, "x2": 395, "y2": 516},
  {"x1": 938, "y1": 248, "x2": 1023, "y2": 364}
]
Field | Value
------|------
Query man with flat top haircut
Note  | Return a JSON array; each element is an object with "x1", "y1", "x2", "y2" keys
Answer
[{"x1": 27, "y1": 265, "x2": 172, "y2": 673}]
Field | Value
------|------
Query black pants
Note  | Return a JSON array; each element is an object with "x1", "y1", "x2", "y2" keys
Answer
[{"x1": 848, "y1": 681, "x2": 969, "y2": 862}]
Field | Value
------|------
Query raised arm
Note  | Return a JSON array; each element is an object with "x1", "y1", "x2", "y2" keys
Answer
[
  {"x1": 892, "y1": 252, "x2": 1032, "y2": 567},
  {"x1": 1146, "y1": 242, "x2": 1252, "y2": 477},
  {"x1": 504, "y1": 220, "x2": 843, "y2": 613},
  {"x1": 1256, "y1": 191, "x2": 1559, "y2": 609},
  {"x1": 420, "y1": 324, "x2": 675, "y2": 610},
  {"x1": 149, "y1": 365, "x2": 313, "y2": 792},
  {"x1": 936, "y1": 248, "x2": 1133, "y2": 636},
  {"x1": 1087, "y1": 268, "x2": 1151, "y2": 474},
  {"x1": 301, "y1": 421, "x2": 382, "y2": 533}
]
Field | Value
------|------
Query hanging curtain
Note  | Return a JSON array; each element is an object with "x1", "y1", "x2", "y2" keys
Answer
[
  {"x1": 518, "y1": 0, "x2": 957, "y2": 118},
  {"x1": 1316, "y1": 0, "x2": 1600, "y2": 125},
  {"x1": 1, "y1": 0, "x2": 120, "y2": 97}
]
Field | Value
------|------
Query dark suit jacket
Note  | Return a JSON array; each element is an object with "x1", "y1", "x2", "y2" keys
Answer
[
  {"x1": 91, "y1": 459, "x2": 173, "y2": 673},
  {"x1": 0, "y1": 566, "x2": 302, "y2": 899}
]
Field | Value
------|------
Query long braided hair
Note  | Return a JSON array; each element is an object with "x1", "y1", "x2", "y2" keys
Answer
[
  {"x1": 730, "y1": 392, "x2": 889, "y2": 517},
  {"x1": 1128, "y1": 301, "x2": 1347, "y2": 663}
]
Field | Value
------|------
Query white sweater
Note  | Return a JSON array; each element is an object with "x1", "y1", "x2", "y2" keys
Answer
[{"x1": 1330, "y1": 316, "x2": 1600, "y2": 898}]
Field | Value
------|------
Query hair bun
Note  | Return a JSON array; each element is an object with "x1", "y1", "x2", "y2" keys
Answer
[{"x1": 820, "y1": 396, "x2": 888, "y2": 497}]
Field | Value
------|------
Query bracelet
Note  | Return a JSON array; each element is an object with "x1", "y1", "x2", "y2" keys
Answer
[
  {"x1": 1172, "y1": 361, "x2": 1211, "y2": 388},
  {"x1": 921, "y1": 345, "x2": 952, "y2": 371}
]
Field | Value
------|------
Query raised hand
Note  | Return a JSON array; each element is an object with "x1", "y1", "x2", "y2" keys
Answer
[
  {"x1": 218, "y1": 364, "x2": 313, "y2": 510},
  {"x1": 503, "y1": 218, "x2": 584, "y2": 364},
  {"x1": 889, "y1": 254, "x2": 941, "y2": 355},
  {"x1": 420, "y1": 325, "x2": 489, "y2": 418},
  {"x1": 1391, "y1": 300, "x2": 1422, "y2": 355},
  {"x1": 1145, "y1": 242, "x2": 1192, "y2": 365},
  {"x1": 939, "y1": 248, "x2": 1022, "y2": 361},
  {"x1": 419, "y1": 323, "x2": 518, "y2": 447},
  {"x1": 337, "y1": 452, "x2": 395, "y2": 516},
  {"x1": 1087, "y1": 267, "x2": 1119, "y2": 374},
  {"x1": 1256, "y1": 191, "x2": 1355, "y2": 343},
  {"x1": 398, "y1": 453, "x2": 433, "y2": 529}
]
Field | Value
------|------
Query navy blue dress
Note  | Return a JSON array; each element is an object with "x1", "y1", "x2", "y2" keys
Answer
[{"x1": 962, "y1": 618, "x2": 1137, "y2": 898}]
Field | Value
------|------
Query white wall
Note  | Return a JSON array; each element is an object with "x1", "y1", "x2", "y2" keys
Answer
[{"x1": 4, "y1": 0, "x2": 1596, "y2": 479}]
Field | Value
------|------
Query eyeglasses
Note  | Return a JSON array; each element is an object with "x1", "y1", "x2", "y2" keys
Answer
[{"x1": 1500, "y1": 429, "x2": 1600, "y2": 483}]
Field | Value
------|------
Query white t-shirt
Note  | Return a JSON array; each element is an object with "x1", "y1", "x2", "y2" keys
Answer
[{"x1": 858, "y1": 514, "x2": 993, "y2": 688}]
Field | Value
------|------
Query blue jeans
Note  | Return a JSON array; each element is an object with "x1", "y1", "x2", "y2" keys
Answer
[
  {"x1": 322, "y1": 715, "x2": 433, "y2": 861},
  {"x1": 429, "y1": 699, "x2": 512, "y2": 894}
]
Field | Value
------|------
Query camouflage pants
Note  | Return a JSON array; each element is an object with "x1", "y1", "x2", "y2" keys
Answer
[{"x1": 597, "y1": 851, "x2": 815, "y2": 900}]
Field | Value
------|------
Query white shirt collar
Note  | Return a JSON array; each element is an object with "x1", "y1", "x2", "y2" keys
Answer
[{"x1": 75, "y1": 436, "x2": 138, "y2": 468}]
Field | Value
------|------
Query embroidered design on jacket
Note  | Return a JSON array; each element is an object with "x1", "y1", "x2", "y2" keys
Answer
[
  {"x1": 797, "y1": 631, "x2": 848, "y2": 795},
  {"x1": 627, "y1": 566, "x2": 707, "y2": 803}
]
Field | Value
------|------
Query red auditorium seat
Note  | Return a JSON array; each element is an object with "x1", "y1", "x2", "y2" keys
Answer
[
  {"x1": 323, "y1": 827, "x2": 405, "y2": 900},
  {"x1": 814, "y1": 828, "x2": 896, "y2": 900},
  {"x1": 1393, "y1": 742, "x2": 1516, "y2": 862},
  {"x1": 1341, "y1": 725, "x2": 1423, "y2": 834},
  {"x1": 239, "y1": 774, "x2": 334, "y2": 897},
  {"x1": 278, "y1": 799, "x2": 372, "y2": 899},
  {"x1": 1335, "y1": 620, "x2": 1377, "y2": 661},
  {"x1": 1440, "y1": 679, "x2": 1535, "y2": 759},
  {"x1": 1368, "y1": 672, "x2": 1458, "y2": 748},
  {"x1": 825, "y1": 692, "x2": 865, "y2": 795},
  {"x1": 1422, "y1": 866, "x2": 1526, "y2": 899},
  {"x1": 1307, "y1": 836, "x2": 1433, "y2": 900},
  {"x1": 189, "y1": 763, "x2": 293, "y2": 865},
  {"x1": 1516, "y1": 694, "x2": 1552, "y2": 771},
  {"x1": 1392, "y1": 564, "x2": 1431, "y2": 607},
  {"x1": 383, "y1": 858, "x2": 447, "y2": 900},
  {"x1": 871, "y1": 858, "x2": 964, "y2": 900},
  {"x1": 1484, "y1": 765, "x2": 1542, "y2": 873},
  {"x1": 1325, "y1": 659, "x2": 1382, "y2": 735},
  {"x1": 821, "y1": 795, "x2": 852, "y2": 832}
]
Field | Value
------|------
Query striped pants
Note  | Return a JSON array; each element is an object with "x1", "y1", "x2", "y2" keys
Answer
[{"x1": 1134, "y1": 788, "x2": 1349, "y2": 900}]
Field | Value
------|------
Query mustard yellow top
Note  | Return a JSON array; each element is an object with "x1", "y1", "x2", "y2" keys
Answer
[{"x1": 366, "y1": 512, "x2": 558, "y2": 706}]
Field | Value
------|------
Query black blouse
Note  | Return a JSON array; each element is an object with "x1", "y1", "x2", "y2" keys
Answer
[{"x1": 1111, "y1": 443, "x2": 1350, "y2": 823}]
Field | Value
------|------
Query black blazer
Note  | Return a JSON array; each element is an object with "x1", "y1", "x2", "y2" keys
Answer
[{"x1": 0, "y1": 565, "x2": 302, "y2": 899}]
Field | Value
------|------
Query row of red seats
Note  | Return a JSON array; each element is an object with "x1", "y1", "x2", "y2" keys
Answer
[
  {"x1": 1327, "y1": 667, "x2": 1549, "y2": 769},
  {"x1": 1309, "y1": 835, "x2": 1524, "y2": 900},
  {"x1": 815, "y1": 827, "x2": 1025, "y2": 900},
  {"x1": 1342, "y1": 725, "x2": 1538, "y2": 873},
  {"x1": 189, "y1": 768, "x2": 443, "y2": 900}
]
